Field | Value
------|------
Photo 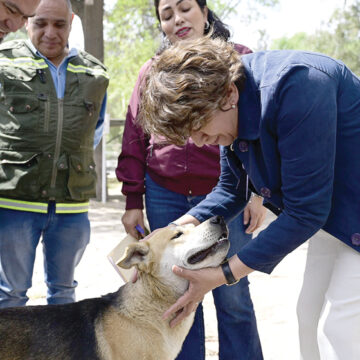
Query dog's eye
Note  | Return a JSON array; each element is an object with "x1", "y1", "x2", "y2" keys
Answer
[{"x1": 171, "y1": 231, "x2": 183, "y2": 240}]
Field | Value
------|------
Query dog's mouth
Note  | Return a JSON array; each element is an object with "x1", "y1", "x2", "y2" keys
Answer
[{"x1": 187, "y1": 234, "x2": 229, "y2": 265}]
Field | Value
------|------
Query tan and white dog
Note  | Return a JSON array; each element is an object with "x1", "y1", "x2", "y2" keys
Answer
[{"x1": 0, "y1": 215, "x2": 229, "y2": 360}]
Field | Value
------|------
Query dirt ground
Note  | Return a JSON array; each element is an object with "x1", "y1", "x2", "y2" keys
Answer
[{"x1": 28, "y1": 198, "x2": 309, "y2": 360}]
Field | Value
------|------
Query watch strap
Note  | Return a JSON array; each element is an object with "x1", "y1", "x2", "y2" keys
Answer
[{"x1": 221, "y1": 259, "x2": 239, "y2": 286}]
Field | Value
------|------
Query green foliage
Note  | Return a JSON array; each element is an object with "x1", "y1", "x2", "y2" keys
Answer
[
  {"x1": 208, "y1": 0, "x2": 243, "y2": 18},
  {"x1": 1, "y1": 28, "x2": 27, "y2": 41},
  {"x1": 208, "y1": 0, "x2": 278, "y2": 18},
  {"x1": 104, "y1": 0, "x2": 279, "y2": 120},
  {"x1": 330, "y1": 1, "x2": 360, "y2": 74},
  {"x1": 104, "y1": 0, "x2": 160, "y2": 119},
  {"x1": 272, "y1": 32, "x2": 312, "y2": 50},
  {"x1": 271, "y1": 1, "x2": 360, "y2": 74}
]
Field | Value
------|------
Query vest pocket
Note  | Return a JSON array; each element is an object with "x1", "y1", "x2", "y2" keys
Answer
[
  {"x1": 0, "y1": 94, "x2": 40, "y2": 132},
  {"x1": 2, "y1": 67, "x2": 38, "y2": 82},
  {"x1": 0, "y1": 151, "x2": 40, "y2": 199},
  {"x1": 0, "y1": 67, "x2": 40, "y2": 132},
  {"x1": 37, "y1": 93, "x2": 50, "y2": 133},
  {"x1": 67, "y1": 154, "x2": 97, "y2": 201}
]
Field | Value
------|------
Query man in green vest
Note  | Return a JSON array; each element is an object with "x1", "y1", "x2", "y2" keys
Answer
[
  {"x1": 0, "y1": 0, "x2": 109, "y2": 307},
  {"x1": 0, "y1": 0, "x2": 40, "y2": 41}
]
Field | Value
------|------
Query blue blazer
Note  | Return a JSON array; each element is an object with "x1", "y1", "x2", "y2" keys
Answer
[{"x1": 188, "y1": 50, "x2": 360, "y2": 273}]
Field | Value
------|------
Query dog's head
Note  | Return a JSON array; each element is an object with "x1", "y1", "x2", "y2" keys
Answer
[{"x1": 118, "y1": 216, "x2": 229, "y2": 295}]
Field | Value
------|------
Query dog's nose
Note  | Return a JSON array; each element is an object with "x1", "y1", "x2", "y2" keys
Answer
[{"x1": 210, "y1": 215, "x2": 225, "y2": 226}]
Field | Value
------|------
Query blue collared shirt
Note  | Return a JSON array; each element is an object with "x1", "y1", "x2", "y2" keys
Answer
[{"x1": 27, "y1": 41, "x2": 106, "y2": 148}]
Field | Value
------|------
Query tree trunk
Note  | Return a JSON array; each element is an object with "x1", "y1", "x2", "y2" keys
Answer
[{"x1": 71, "y1": 0, "x2": 105, "y2": 201}]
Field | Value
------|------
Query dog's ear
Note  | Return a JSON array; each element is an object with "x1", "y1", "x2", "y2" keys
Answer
[{"x1": 117, "y1": 242, "x2": 150, "y2": 269}]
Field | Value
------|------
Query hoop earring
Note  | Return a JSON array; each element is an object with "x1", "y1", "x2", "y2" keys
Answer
[{"x1": 204, "y1": 21, "x2": 210, "y2": 30}]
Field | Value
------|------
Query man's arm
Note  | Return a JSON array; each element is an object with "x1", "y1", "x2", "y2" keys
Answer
[{"x1": 93, "y1": 93, "x2": 107, "y2": 148}]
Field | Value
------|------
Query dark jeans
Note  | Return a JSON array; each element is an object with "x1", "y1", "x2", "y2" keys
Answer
[{"x1": 145, "y1": 173, "x2": 263, "y2": 360}]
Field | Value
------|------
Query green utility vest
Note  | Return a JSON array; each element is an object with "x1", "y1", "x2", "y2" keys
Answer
[{"x1": 0, "y1": 40, "x2": 109, "y2": 213}]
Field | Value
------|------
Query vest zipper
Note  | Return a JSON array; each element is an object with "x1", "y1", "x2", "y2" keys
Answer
[{"x1": 50, "y1": 99, "x2": 64, "y2": 188}]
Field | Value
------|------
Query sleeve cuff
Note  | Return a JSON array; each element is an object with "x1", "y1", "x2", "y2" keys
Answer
[{"x1": 125, "y1": 193, "x2": 144, "y2": 210}]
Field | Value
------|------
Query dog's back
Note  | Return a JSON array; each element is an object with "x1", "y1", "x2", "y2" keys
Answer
[
  {"x1": 0, "y1": 217, "x2": 229, "y2": 360},
  {"x1": 0, "y1": 290, "x2": 120, "y2": 360}
]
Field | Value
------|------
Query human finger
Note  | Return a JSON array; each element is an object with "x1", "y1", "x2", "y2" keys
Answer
[
  {"x1": 162, "y1": 291, "x2": 193, "y2": 320},
  {"x1": 171, "y1": 265, "x2": 196, "y2": 281},
  {"x1": 122, "y1": 209, "x2": 143, "y2": 239},
  {"x1": 169, "y1": 301, "x2": 199, "y2": 328},
  {"x1": 245, "y1": 213, "x2": 259, "y2": 233},
  {"x1": 243, "y1": 206, "x2": 250, "y2": 225}
]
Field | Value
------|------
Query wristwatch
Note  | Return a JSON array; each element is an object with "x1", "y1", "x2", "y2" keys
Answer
[{"x1": 221, "y1": 259, "x2": 240, "y2": 286}]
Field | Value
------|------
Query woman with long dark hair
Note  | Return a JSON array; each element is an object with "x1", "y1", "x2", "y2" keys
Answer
[{"x1": 116, "y1": 1, "x2": 266, "y2": 359}]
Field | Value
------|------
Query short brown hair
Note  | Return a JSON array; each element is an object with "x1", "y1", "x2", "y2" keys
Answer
[{"x1": 139, "y1": 36, "x2": 245, "y2": 145}]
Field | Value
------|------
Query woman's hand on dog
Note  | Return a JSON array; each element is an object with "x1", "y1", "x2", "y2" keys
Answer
[
  {"x1": 162, "y1": 265, "x2": 225, "y2": 327},
  {"x1": 163, "y1": 256, "x2": 254, "y2": 327}
]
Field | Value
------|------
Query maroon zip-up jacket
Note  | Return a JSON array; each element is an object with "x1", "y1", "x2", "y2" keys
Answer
[{"x1": 116, "y1": 44, "x2": 252, "y2": 210}]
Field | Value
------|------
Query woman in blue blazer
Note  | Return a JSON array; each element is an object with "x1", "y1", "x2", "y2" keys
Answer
[{"x1": 140, "y1": 35, "x2": 360, "y2": 359}]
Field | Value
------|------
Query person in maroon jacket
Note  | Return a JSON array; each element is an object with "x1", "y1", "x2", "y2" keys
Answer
[{"x1": 116, "y1": 1, "x2": 267, "y2": 359}]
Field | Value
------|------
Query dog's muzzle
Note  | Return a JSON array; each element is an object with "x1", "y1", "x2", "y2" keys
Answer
[{"x1": 187, "y1": 234, "x2": 229, "y2": 265}]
